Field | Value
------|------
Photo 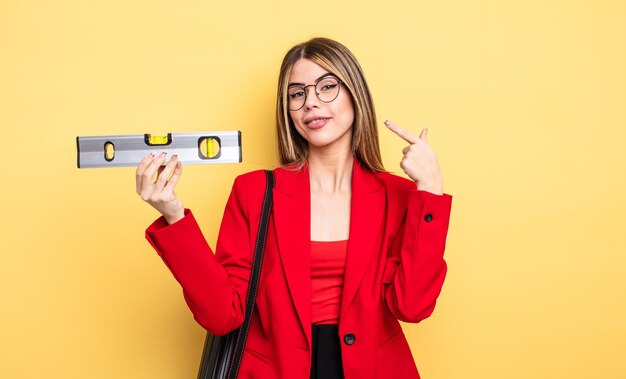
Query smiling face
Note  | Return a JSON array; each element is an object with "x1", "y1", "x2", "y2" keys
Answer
[{"x1": 287, "y1": 58, "x2": 355, "y2": 153}]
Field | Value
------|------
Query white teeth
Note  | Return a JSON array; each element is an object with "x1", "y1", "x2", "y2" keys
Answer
[{"x1": 306, "y1": 118, "x2": 327, "y2": 124}]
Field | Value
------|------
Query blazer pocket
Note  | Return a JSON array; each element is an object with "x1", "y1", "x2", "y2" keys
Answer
[
  {"x1": 239, "y1": 342, "x2": 276, "y2": 378},
  {"x1": 245, "y1": 343, "x2": 272, "y2": 365}
]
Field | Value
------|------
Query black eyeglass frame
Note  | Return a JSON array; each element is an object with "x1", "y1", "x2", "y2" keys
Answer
[{"x1": 287, "y1": 75, "x2": 344, "y2": 111}]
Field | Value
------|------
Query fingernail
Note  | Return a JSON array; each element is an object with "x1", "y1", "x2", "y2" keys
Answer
[
  {"x1": 384, "y1": 119, "x2": 389, "y2": 125},
  {"x1": 161, "y1": 152, "x2": 167, "y2": 156}
]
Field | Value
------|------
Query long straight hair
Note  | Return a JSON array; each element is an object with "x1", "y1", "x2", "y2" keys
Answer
[{"x1": 275, "y1": 38, "x2": 385, "y2": 172}]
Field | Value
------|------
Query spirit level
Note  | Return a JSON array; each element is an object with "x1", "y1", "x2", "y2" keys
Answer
[{"x1": 76, "y1": 131, "x2": 242, "y2": 168}]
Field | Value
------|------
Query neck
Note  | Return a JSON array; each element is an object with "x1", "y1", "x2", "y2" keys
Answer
[{"x1": 308, "y1": 148, "x2": 354, "y2": 193}]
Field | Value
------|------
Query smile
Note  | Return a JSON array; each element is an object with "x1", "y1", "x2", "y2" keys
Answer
[{"x1": 304, "y1": 117, "x2": 331, "y2": 128}]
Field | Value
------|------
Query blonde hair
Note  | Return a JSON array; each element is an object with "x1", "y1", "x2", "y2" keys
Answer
[{"x1": 275, "y1": 37, "x2": 385, "y2": 172}]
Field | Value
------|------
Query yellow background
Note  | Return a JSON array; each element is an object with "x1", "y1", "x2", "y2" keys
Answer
[{"x1": 1, "y1": 0, "x2": 625, "y2": 378}]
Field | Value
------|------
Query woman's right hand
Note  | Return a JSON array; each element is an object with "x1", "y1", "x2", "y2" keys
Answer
[{"x1": 136, "y1": 152, "x2": 185, "y2": 224}]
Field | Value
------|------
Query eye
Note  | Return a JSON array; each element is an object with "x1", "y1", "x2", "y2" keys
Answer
[
  {"x1": 288, "y1": 88, "x2": 305, "y2": 98},
  {"x1": 320, "y1": 83, "x2": 338, "y2": 91},
  {"x1": 317, "y1": 78, "x2": 339, "y2": 92}
]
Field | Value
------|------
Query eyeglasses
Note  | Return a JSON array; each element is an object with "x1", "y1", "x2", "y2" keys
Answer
[{"x1": 287, "y1": 75, "x2": 343, "y2": 111}]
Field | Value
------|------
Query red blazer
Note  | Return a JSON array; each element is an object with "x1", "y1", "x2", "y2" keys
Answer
[{"x1": 146, "y1": 159, "x2": 452, "y2": 378}]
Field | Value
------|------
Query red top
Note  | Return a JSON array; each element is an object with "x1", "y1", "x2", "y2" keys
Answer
[{"x1": 310, "y1": 240, "x2": 348, "y2": 324}]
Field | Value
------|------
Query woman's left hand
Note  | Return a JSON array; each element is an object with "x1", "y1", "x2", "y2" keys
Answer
[{"x1": 384, "y1": 119, "x2": 444, "y2": 195}]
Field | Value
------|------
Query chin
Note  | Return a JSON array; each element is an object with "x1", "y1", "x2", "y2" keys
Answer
[
  {"x1": 309, "y1": 135, "x2": 352, "y2": 150},
  {"x1": 295, "y1": 124, "x2": 353, "y2": 150}
]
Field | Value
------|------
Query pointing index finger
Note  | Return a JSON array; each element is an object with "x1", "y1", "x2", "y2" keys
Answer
[
  {"x1": 419, "y1": 128, "x2": 428, "y2": 140},
  {"x1": 384, "y1": 120, "x2": 420, "y2": 144}
]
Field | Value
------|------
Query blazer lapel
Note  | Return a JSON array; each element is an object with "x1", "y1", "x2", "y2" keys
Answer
[
  {"x1": 341, "y1": 160, "x2": 385, "y2": 318},
  {"x1": 272, "y1": 161, "x2": 385, "y2": 346},
  {"x1": 272, "y1": 165, "x2": 312, "y2": 348}
]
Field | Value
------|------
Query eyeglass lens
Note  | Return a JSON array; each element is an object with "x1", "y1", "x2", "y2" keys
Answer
[{"x1": 288, "y1": 77, "x2": 341, "y2": 111}]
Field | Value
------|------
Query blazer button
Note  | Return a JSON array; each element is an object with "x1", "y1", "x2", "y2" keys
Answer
[
  {"x1": 424, "y1": 213, "x2": 433, "y2": 222},
  {"x1": 344, "y1": 333, "x2": 356, "y2": 345}
]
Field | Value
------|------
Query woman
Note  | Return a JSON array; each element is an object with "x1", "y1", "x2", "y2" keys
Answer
[{"x1": 137, "y1": 37, "x2": 452, "y2": 378}]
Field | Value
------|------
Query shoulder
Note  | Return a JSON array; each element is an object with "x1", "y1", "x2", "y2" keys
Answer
[
  {"x1": 233, "y1": 165, "x2": 296, "y2": 188},
  {"x1": 373, "y1": 171, "x2": 417, "y2": 209},
  {"x1": 231, "y1": 165, "x2": 296, "y2": 203},
  {"x1": 227, "y1": 169, "x2": 276, "y2": 216},
  {"x1": 374, "y1": 171, "x2": 415, "y2": 192},
  {"x1": 233, "y1": 169, "x2": 268, "y2": 188},
  {"x1": 231, "y1": 169, "x2": 272, "y2": 203}
]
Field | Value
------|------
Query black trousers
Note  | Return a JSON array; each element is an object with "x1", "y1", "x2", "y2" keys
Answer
[{"x1": 310, "y1": 324, "x2": 344, "y2": 379}]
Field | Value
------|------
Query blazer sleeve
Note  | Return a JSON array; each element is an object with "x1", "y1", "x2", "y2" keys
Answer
[
  {"x1": 382, "y1": 188, "x2": 452, "y2": 323},
  {"x1": 145, "y1": 175, "x2": 253, "y2": 336}
]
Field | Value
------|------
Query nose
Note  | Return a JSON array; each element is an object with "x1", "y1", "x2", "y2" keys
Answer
[{"x1": 303, "y1": 85, "x2": 320, "y2": 110}]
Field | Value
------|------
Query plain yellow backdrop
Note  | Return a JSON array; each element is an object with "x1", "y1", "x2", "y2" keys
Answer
[{"x1": 1, "y1": 0, "x2": 625, "y2": 378}]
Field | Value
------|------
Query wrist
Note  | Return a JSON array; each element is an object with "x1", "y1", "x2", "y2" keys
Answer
[
  {"x1": 164, "y1": 208, "x2": 185, "y2": 225},
  {"x1": 416, "y1": 181, "x2": 443, "y2": 195}
]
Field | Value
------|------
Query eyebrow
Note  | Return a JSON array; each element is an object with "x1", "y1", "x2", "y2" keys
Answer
[{"x1": 288, "y1": 73, "x2": 336, "y2": 87}]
